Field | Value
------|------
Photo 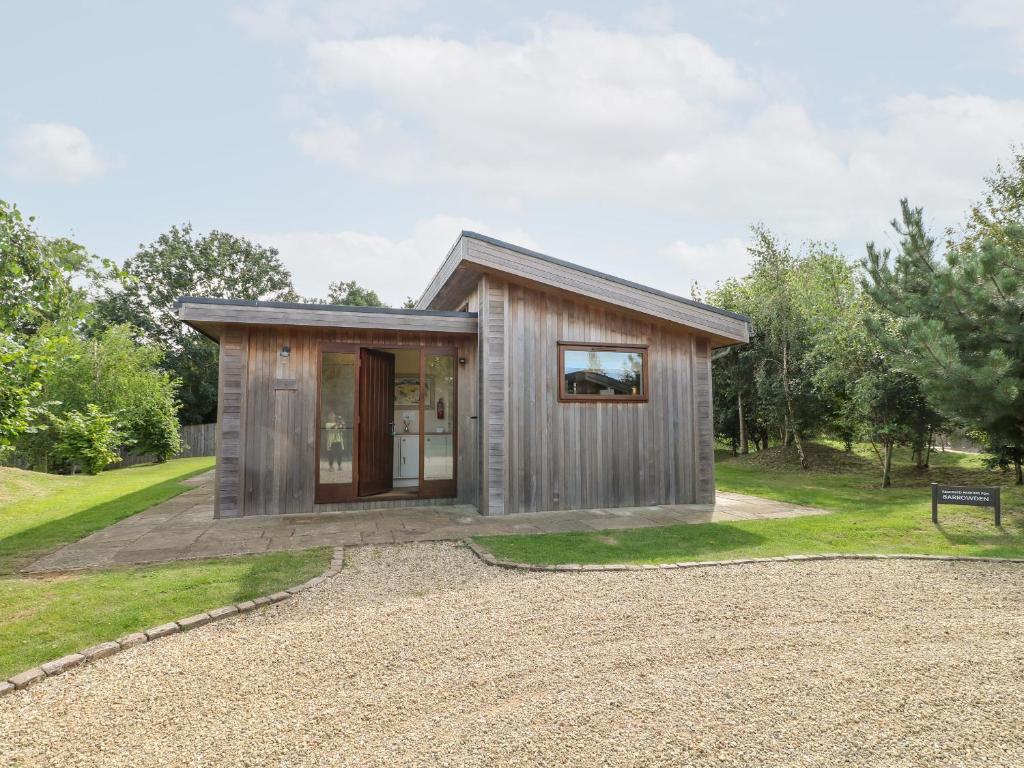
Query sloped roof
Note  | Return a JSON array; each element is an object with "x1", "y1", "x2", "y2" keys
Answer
[{"x1": 416, "y1": 232, "x2": 750, "y2": 344}]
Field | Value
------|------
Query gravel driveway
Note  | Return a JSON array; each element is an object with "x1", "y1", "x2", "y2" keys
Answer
[{"x1": 3, "y1": 543, "x2": 1023, "y2": 767}]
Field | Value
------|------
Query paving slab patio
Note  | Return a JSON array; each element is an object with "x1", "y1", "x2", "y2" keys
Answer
[{"x1": 24, "y1": 470, "x2": 829, "y2": 573}]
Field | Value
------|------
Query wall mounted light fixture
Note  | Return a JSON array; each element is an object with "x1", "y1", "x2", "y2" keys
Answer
[{"x1": 280, "y1": 345, "x2": 290, "y2": 358}]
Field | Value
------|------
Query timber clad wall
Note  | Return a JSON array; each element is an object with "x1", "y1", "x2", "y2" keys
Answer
[
  {"x1": 496, "y1": 278, "x2": 714, "y2": 513},
  {"x1": 201, "y1": 231, "x2": 734, "y2": 517},
  {"x1": 215, "y1": 326, "x2": 248, "y2": 518},
  {"x1": 477, "y1": 275, "x2": 508, "y2": 515},
  {"x1": 216, "y1": 325, "x2": 477, "y2": 518}
]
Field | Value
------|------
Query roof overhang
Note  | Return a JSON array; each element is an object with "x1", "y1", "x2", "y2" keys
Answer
[
  {"x1": 175, "y1": 297, "x2": 478, "y2": 342},
  {"x1": 416, "y1": 232, "x2": 750, "y2": 347}
]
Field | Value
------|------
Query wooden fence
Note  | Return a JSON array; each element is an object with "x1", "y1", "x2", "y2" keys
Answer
[{"x1": 117, "y1": 423, "x2": 216, "y2": 467}]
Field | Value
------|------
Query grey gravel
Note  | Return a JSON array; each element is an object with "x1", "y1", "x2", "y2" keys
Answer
[{"x1": 2, "y1": 542, "x2": 1022, "y2": 767}]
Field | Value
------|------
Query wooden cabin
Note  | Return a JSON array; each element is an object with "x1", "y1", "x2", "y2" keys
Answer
[{"x1": 176, "y1": 232, "x2": 750, "y2": 518}]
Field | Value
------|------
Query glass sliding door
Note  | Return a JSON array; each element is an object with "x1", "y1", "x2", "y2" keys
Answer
[{"x1": 316, "y1": 349, "x2": 356, "y2": 502}]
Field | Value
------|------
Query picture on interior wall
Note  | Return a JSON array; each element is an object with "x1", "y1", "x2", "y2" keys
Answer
[{"x1": 394, "y1": 376, "x2": 434, "y2": 408}]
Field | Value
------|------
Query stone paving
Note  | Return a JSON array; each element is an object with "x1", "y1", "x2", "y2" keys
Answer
[{"x1": 24, "y1": 470, "x2": 828, "y2": 573}]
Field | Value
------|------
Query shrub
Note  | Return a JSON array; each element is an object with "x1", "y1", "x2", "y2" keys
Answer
[
  {"x1": 130, "y1": 397, "x2": 181, "y2": 461},
  {"x1": 52, "y1": 405, "x2": 123, "y2": 474}
]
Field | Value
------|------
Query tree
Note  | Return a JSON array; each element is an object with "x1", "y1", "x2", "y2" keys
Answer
[
  {"x1": 0, "y1": 200, "x2": 96, "y2": 455},
  {"x1": 18, "y1": 326, "x2": 181, "y2": 469},
  {"x1": 325, "y1": 280, "x2": 386, "y2": 307},
  {"x1": 95, "y1": 225, "x2": 297, "y2": 424},
  {"x1": 52, "y1": 405, "x2": 123, "y2": 475},
  {"x1": 863, "y1": 198, "x2": 1024, "y2": 483},
  {"x1": 710, "y1": 226, "x2": 839, "y2": 467},
  {"x1": 852, "y1": 359, "x2": 937, "y2": 487}
]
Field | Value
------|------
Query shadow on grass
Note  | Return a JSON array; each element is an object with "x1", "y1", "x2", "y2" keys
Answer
[
  {"x1": 230, "y1": 548, "x2": 334, "y2": 604},
  {"x1": 479, "y1": 522, "x2": 767, "y2": 566},
  {"x1": 0, "y1": 472, "x2": 206, "y2": 576}
]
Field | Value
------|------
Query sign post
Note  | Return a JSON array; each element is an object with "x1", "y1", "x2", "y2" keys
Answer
[{"x1": 931, "y1": 483, "x2": 1001, "y2": 526}]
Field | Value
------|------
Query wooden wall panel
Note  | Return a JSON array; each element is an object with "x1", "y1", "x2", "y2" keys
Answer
[
  {"x1": 225, "y1": 324, "x2": 476, "y2": 516},
  {"x1": 214, "y1": 325, "x2": 248, "y2": 518},
  {"x1": 478, "y1": 275, "x2": 508, "y2": 515},
  {"x1": 497, "y1": 279, "x2": 714, "y2": 513}
]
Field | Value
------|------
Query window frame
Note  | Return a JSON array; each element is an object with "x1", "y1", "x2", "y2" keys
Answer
[{"x1": 557, "y1": 341, "x2": 650, "y2": 403}]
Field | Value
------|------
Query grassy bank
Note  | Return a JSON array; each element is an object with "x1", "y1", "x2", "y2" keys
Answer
[
  {"x1": 0, "y1": 458, "x2": 214, "y2": 575},
  {"x1": 0, "y1": 458, "x2": 330, "y2": 679},
  {"x1": 475, "y1": 442, "x2": 1024, "y2": 566}
]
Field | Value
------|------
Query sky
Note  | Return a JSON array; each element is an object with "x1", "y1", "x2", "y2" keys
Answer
[{"x1": 3, "y1": 0, "x2": 1024, "y2": 306}]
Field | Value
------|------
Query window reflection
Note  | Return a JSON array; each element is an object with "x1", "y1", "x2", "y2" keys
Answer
[
  {"x1": 320, "y1": 352, "x2": 355, "y2": 484},
  {"x1": 562, "y1": 347, "x2": 645, "y2": 399}
]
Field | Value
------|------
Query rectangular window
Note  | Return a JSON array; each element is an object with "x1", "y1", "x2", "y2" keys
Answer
[{"x1": 558, "y1": 343, "x2": 648, "y2": 402}]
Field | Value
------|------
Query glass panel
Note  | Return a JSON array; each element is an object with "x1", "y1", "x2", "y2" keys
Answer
[
  {"x1": 319, "y1": 352, "x2": 355, "y2": 485},
  {"x1": 563, "y1": 348, "x2": 645, "y2": 398},
  {"x1": 424, "y1": 354, "x2": 454, "y2": 480}
]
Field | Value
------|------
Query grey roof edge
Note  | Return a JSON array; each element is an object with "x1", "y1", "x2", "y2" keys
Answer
[
  {"x1": 414, "y1": 232, "x2": 465, "y2": 309},
  {"x1": 175, "y1": 296, "x2": 477, "y2": 319},
  {"x1": 457, "y1": 231, "x2": 751, "y2": 326}
]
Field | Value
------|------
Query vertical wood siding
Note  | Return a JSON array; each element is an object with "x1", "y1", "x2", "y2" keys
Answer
[
  {"x1": 218, "y1": 324, "x2": 476, "y2": 517},
  {"x1": 215, "y1": 326, "x2": 248, "y2": 518},
  {"x1": 477, "y1": 275, "x2": 508, "y2": 515},
  {"x1": 495, "y1": 278, "x2": 715, "y2": 513}
]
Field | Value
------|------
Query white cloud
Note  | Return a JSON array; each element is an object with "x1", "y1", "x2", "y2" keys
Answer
[
  {"x1": 8, "y1": 123, "x2": 107, "y2": 183},
  {"x1": 656, "y1": 237, "x2": 752, "y2": 294},
  {"x1": 285, "y1": 16, "x2": 1024, "y2": 244},
  {"x1": 252, "y1": 215, "x2": 535, "y2": 305}
]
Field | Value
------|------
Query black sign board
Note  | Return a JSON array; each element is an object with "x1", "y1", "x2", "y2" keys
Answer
[{"x1": 931, "y1": 483, "x2": 1001, "y2": 526}]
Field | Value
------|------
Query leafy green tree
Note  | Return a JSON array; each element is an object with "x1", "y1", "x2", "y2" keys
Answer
[
  {"x1": 19, "y1": 326, "x2": 181, "y2": 468},
  {"x1": 710, "y1": 226, "x2": 840, "y2": 467},
  {"x1": 863, "y1": 199, "x2": 1024, "y2": 483},
  {"x1": 325, "y1": 280, "x2": 386, "y2": 307},
  {"x1": 95, "y1": 225, "x2": 297, "y2": 424},
  {"x1": 852, "y1": 358, "x2": 937, "y2": 487},
  {"x1": 52, "y1": 404, "x2": 123, "y2": 475},
  {"x1": 0, "y1": 200, "x2": 98, "y2": 455}
]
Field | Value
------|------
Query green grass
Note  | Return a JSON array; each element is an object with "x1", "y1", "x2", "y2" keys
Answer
[
  {"x1": 0, "y1": 457, "x2": 215, "y2": 576},
  {"x1": 0, "y1": 549, "x2": 330, "y2": 679},
  {"x1": 0, "y1": 458, "x2": 329, "y2": 680},
  {"x1": 476, "y1": 442, "x2": 1024, "y2": 566}
]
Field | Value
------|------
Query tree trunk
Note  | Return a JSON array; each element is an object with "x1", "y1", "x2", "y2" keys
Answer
[
  {"x1": 781, "y1": 343, "x2": 806, "y2": 469},
  {"x1": 738, "y1": 392, "x2": 748, "y2": 455},
  {"x1": 924, "y1": 427, "x2": 933, "y2": 468},
  {"x1": 882, "y1": 441, "x2": 893, "y2": 488},
  {"x1": 1015, "y1": 455, "x2": 1023, "y2": 486}
]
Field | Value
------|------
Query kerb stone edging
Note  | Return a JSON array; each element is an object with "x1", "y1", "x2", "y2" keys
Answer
[
  {"x1": 464, "y1": 538, "x2": 1024, "y2": 573},
  {"x1": 0, "y1": 547, "x2": 345, "y2": 698}
]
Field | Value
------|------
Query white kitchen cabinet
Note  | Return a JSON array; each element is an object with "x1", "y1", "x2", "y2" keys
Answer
[{"x1": 393, "y1": 435, "x2": 419, "y2": 480}]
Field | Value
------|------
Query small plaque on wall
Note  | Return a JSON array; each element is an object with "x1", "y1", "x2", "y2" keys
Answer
[{"x1": 272, "y1": 378, "x2": 298, "y2": 391}]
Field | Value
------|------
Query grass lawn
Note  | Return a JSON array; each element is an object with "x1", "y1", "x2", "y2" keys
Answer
[
  {"x1": 475, "y1": 442, "x2": 1024, "y2": 566},
  {"x1": 0, "y1": 459, "x2": 331, "y2": 679},
  {"x1": 0, "y1": 457, "x2": 214, "y2": 575},
  {"x1": 0, "y1": 550, "x2": 329, "y2": 679}
]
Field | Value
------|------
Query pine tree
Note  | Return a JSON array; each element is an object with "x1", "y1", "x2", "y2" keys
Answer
[{"x1": 863, "y1": 199, "x2": 1024, "y2": 483}]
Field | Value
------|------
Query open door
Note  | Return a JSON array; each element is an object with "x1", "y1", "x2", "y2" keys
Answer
[{"x1": 358, "y1": 348, "x2": 395, "y2": 496}]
